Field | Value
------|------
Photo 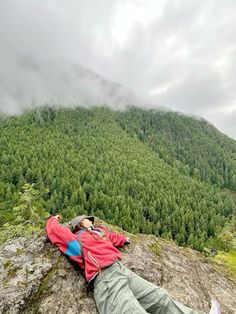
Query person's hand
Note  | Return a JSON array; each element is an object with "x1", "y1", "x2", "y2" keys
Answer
[
  {"x1": 55, "y1": 214, "x2": 62, "y2": 221},
  {"x1": 125, "y1": 237, "x2": 131, "y2": 244}
]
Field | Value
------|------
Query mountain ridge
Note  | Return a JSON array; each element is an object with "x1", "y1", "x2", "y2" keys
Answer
[{"x1": 115, "y1": 107, "x2": 236, "y2": 191}]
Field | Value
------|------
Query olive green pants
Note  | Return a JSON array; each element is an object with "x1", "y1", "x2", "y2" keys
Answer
[{"x1": 93, "y1": 261, "x2": 202, "y2": 314}]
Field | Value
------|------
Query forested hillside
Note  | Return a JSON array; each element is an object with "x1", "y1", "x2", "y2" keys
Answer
[
  {"x1": 116, "y1": 108, "x2": 236, "y2": 191},
  {"x1": 0, "y1": 106, "x2": 235, "y2": 251}
]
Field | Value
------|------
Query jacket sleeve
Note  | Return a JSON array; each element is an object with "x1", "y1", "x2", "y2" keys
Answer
[
  {"x1": 46, "y1": 217, "x2": 84, "y2": 267},
  {"x1": 108, "y1": 230, "x2": 126, "y2": 247}
]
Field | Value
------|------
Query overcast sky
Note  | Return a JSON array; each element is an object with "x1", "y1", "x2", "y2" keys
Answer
[{"x1": 0, "y1": 0, "x2": 236, "y2": 139}]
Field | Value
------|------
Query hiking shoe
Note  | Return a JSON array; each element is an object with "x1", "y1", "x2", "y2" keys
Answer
[{"x1": 209, "y1": 300, "x2": 221, "y2": 314}]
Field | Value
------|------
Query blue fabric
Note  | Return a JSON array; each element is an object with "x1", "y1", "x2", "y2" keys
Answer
[{"x1": 65, "y1": 240, "x2": 81, "y2": 256}]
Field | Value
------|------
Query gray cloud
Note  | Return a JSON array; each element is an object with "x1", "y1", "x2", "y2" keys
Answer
[
  {"x1": 0, "y1": 0, "x2": 236, "y2": 138},
  {"x1": 152, "y1": 70, "x2": 227, "y2": 113},
  {"x1": 205, "y1": 108, "x2": 236, "y2": 140}
]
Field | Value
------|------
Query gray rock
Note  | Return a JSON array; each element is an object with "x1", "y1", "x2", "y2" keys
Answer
[{"x1": 0, "y1": 227, "x2": 235, "y2": 314}]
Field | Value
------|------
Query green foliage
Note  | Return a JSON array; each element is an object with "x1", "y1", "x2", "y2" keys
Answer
[
  {"x1": 0, "y1": 183, "x2": 48, "y2": 245},
  {"x1": 212, "y1": 251, "x2": 236, "y2": 279},
  {"x1": 116, "y1": 108, "x2": 236, "y2": 191},
  {"x1": 206, "y1": 216, "x2": 236, "y2": 253},
  {"x1": 13, "y1": 183, "x2": 48, "y2": 227},
  {"x1": 0, "y1": 106, "x2": 235, "y2": 251}
]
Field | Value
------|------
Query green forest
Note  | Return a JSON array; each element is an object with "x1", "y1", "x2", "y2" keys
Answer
[
  {"x1": 0, "y1": 106, "x2": 235, "y2": 251},
  {"x1": 116, "y1": 108, "x2": 236, "y2": 191}
]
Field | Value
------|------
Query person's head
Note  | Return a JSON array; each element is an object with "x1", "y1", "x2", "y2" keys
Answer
[
  {"x1": 80, "y1": 218, "x2": 93, "y2": 228},
  {"x1": 71, "y1": 215, "x2": 94, "y2": 232}
]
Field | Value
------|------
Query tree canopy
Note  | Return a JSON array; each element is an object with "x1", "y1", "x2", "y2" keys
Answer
[{"x1": 0, "y1": 106, "x2": 235, "y2": 251}]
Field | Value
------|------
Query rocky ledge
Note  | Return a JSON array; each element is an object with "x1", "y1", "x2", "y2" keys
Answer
[{"x1": 0, "y1": 223, "x2": 236, "y2": 314}]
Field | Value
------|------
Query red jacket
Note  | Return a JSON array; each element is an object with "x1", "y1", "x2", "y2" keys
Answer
[{"x1": 46, "y1": 217, "x2": 126, "y2": 282}]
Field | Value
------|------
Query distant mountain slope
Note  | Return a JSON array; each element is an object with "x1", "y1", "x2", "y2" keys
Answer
[
  {"x1": 72, "y1": 64, "x2": 144, "y2": 108},
  {"x1": 116, "y1": 108, "x2": 236, "y2": 191},
  {"x1": 0, "y1": 61, "x2": 144, "y2": 116},
  {"x1": 0, "y1": 106, "x2": 235, "y2": 251}
]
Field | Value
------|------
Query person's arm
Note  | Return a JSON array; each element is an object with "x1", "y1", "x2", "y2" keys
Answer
[
  {"x1": 108, "y1": 229, "x2": 130, "y2": 247},
  {"x1": 46, "y1": 216, "x2": 84, "y2": 267}
]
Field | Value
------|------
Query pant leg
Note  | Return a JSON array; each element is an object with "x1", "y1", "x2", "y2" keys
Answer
[
  {"x1": 94, "y1": 262, "x2": 148, "y2": 314},
  {"x1": 117, "y1": 262, "x2": 203, "y2": 314}
]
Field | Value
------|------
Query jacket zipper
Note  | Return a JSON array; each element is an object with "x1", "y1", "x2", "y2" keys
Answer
[{"x1": 88, "y1": 251, "x2": 101, "y2": 269}]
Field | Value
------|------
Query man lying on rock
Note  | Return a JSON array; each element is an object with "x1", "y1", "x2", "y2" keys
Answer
[{"x1": 46, "y1": 215, "x2": 220, "y2": 314}]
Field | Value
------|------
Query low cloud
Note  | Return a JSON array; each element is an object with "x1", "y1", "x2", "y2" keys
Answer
[{"x1": 0, "y1": 0, "x2": 236, "y2": 138}]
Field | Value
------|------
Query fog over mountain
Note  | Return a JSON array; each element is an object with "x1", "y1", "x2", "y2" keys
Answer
[
  {"x1": 0, "y1": 58, "x2": 144, "y2": 115},
  {"x1": 0, "y1": 0, "x2": 236, "y2": 139}
]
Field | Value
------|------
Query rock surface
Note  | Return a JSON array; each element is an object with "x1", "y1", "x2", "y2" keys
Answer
[{"x1": 0, "y1": 224, "x2": 236, "y2": 314}]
